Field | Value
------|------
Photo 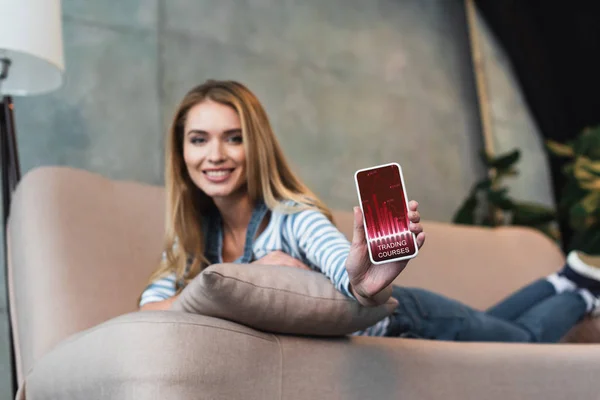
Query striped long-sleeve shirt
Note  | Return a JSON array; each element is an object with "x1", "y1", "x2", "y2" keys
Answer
[{"x1": 139, "y1": 205, "x2": 391, "y2": 337}]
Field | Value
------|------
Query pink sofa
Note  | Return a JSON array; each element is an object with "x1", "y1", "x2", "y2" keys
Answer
[{"x1": 7, "y1": 166, "x2": 600, "y2": 399}]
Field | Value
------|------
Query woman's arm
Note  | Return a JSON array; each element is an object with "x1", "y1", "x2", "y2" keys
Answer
[
  {"x1": 139, "y1": 294, "x2": 179, "y2": 311},
  {"x1": 290, "y1": 203, "x2": 425, "y2": 306},
  {"x1": 289, "y1": 209, "x2": 356, "y2": 298},
  {"x1": 138, "y1": 272, "x2": 178, "y2": 310}
]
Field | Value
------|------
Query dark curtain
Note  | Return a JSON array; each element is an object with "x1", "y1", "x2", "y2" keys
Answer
[{"x1": 475, "y1": 0, "x2": 600, "y2": 252}]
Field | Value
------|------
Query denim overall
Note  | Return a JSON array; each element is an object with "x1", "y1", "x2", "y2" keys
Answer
[{"x1": 202, "y1": 200, "x2": 269, "y2": 265}]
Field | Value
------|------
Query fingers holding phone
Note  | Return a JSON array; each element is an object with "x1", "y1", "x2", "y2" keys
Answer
[{"x1": 407, "y1": 200, "x2": 425, "y2": 249}]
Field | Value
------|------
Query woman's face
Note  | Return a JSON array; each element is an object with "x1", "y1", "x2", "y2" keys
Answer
[{"x1": 183, "y1": 99, "x2": 247, "y2": 200}]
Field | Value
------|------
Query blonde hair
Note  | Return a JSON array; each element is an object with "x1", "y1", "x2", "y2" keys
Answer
[{"x1": 146, "y1": 79, "x2": 333, "y2": 290}]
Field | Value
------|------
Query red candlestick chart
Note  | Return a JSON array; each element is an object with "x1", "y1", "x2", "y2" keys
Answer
[{"x1": 362, "y1": 194, "x2": 409, "y2": 239}]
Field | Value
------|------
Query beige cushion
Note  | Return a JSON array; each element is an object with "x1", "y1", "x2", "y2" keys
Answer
[{"x1": 171, "y1": 263, "x2": 396, "y2": 336}]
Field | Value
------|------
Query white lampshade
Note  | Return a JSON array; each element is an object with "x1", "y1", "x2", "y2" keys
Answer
[{"x1": 0, "y1": 0, "x2": 65, "y2": 96}]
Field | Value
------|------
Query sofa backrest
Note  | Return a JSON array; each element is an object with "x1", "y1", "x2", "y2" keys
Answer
[
  {"x1": 332, "y1": 210, "x2": 565, "y2": 309},
  {"x1": 7, "y1": 166, "x2": 565, "y2": 384}
]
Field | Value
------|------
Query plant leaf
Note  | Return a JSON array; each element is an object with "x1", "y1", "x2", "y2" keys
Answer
[
  {"x1": 546, "y1": 140, "x2": 575, "y2": 158},
  {"x1": 480, "y1": 149, "x2": 521, "y2": 170},
  {"x1": 576, "y1": 157, "x2": 600, "y2": 183},
  {"x1": 581, "y1": 192, "x2": 600, "y2": 211},
  {"x1": 580, "y1": 180, "x2": 600, "y2": 190},
  {"x1": 481, "y1": 216, "x2": 495, "y2": 227},
  {"x1": 573, "y1": 157, "x2": 600, "y2": 183},
  {"x1": 499, "y1": 167, "x2": 519, "y2": 177},
  {"x1": 573, "y1": 126, "x2": 600, "y2": 159},
  {"x1": 452, "y1": 195, "x2": 478, "y2": 225},
  {"x1": 535, "y1": 223, "x2": 562, "y2": 242},
  {"x1": 568, "y1": 223, "x2": 600, "y2": 255},
  {"x1": 558, "y1": 178, "x2": 589, "y2": 211},
  {"x1": 487, "y1": 188, "x2": 515, "y2": 210},
  {"x1": 512, "y1": 202, "x2": 556, "y2": 226},
  {"x1": 495, "y1": 167, "x2": 519, "y2": 180},
  {"x1": 570, "y1": 204, "x2": 587, "y2": 229},
  {"x1": 568, "y1": 193, "x2": 600, "y2": 229},
  {"x1": 474, "y1": 179, "x2": 492, "y2": 191},
  {"x1": 563, "y1": 163, "x2": 575, "y2": 176}
]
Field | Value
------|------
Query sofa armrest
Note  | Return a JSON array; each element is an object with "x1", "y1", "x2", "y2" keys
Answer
[
  {"x1": 7, "y1": 167, "x2": 166, "y2": 384},
  {"x1": 20, "y1": 311, "x2": 283, "y2": 399},
  {"x1": 20, "y1": 311, "x2": 600, "y2": 400}
]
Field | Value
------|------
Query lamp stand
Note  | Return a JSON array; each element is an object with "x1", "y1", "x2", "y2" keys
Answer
[
  {"x1": 0, "y1": 58, "x2": 21, "y2": 396},
  {"x1": 0, "y1": 96, "x2": 21, "y2": 225}
]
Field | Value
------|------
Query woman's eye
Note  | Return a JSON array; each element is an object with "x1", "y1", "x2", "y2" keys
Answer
[
  {"x1": 190, "y1": 137, "x2": 206, "y2": 144},
  {"x1": 228, "y1": 135, "x2": 243, "y2": 144}
]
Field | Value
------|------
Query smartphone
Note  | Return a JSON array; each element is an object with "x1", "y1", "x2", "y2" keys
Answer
[{"x1": 354, "y1": 162, "x2": 418, "y2": 264}]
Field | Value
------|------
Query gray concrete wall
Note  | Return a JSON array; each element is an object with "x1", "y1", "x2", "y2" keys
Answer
[
  {"x1": 13, "y1": 0, "x2": 485, "y2": 221},
  {"x1": 160, "y1": 0, "x2": 484, "y2": 219},
  {"x1": 1, "y1": 1, "x2": 488, "y2": 397}
]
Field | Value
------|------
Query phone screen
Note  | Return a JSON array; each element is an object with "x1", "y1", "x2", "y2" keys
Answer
[{"x1": 355, "y1": 163, "x2": 417, "y2": 263}]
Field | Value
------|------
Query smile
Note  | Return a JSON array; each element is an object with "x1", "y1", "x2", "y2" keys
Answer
[{"x1": 202, "y1": 168, "x2": 235, "y2": 183}]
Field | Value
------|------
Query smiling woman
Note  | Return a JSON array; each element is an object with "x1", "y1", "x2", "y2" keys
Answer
[
  {"x1": 140, "y1": 79, "x2": 356, "y2": 312},
  {"x1": 183, "y1": 100, "x2": 247, "y2": 200},
  {"x1": 138, "y1": 80, "x2": 427, "y2": 329},
  {"x1": 138, "y1": 79, "x2": 598, "y2": 343}
]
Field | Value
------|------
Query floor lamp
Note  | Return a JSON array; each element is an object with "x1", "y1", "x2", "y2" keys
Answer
[{"x1": 0, "y1": 0, "x2": 65, "y2": 394}]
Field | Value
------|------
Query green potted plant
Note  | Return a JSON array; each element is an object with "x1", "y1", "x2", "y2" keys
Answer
[
  {"x1": 453, "y1": 149, "x2": 559, "y2": 241},
  {"x1": 546, "y1": 125, "x2": 600, "y2": 254}
]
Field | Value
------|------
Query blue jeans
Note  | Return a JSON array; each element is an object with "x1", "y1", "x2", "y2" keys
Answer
[{"x1": 386, "y1": 279, "x2": 587, "y2": 342}]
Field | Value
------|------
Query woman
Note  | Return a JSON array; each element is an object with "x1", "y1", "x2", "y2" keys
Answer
[{"x1": 140, "y1": 79, "x2": 600, "y2": 342}]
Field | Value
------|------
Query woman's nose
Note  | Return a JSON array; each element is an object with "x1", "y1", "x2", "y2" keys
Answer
[{"x1": 207, "y1": 141, "x2": 225, "y2": 163}]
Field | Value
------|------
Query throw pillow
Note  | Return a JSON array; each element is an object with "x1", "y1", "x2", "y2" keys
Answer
[{"x1": 170, "y1": 263, "x2": 397, "y2": 336}]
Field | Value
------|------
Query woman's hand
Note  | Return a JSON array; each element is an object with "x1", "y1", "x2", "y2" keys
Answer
[
  {"x1": 346, "y1": 201, "x2": 425, "y2": 306},
  {"x1": 252, "y1": 250, "x2": 312, "y2": 271}
]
